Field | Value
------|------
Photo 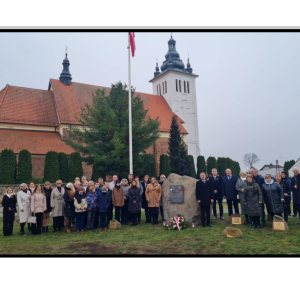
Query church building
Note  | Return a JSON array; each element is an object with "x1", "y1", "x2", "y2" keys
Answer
[{"x1": 0, "y1": 35, "x2": 200, "y2": 179}]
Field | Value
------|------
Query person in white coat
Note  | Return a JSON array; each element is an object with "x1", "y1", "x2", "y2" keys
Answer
[{"x1": 17, "y1": 183, "x2": 32, "y2": 236}]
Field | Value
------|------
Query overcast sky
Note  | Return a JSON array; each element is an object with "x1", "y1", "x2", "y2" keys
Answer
[{"x1": 0, "y1": 31, "x2": 299, "y2": 170}]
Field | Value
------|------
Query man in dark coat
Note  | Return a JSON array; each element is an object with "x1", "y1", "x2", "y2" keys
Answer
[
  {"x1": 208, "y1": 168, "x2": 223, "y2": 220},
  {"x1": 196, "y1": 172, "x2": 214, "y2": 227},
  {"x1": 291, "y1": 167, "x2": 300, "y2": 222},
  {"x1": 222, "y1": 168, "x2": 239, "y2": 216},
  {"x1": 252, "y1": 169, "x2": 266, "y2": 226}
]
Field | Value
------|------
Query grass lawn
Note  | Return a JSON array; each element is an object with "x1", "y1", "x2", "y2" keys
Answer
[{"x1": 0, "y1": 212, "x2": 299, "y2": 256}]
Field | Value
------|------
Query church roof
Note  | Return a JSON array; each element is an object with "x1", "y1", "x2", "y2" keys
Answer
[
  {"x1": 0, "y1": 84, "x2": 59, "y2": 126},
  {"x1": 0, "y1": 129, "x2": 74, "y2": 154},
  {"x1": 49, "y1": 79, "x2": 188, "y2": 133}
]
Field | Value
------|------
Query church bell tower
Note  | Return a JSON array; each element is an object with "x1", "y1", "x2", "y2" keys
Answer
[{"x1": 149, "y1": 35, "x2": 200, "y2": 163}]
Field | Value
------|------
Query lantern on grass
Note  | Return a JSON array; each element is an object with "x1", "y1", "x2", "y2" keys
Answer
[
  {"x1": 192, "y1": 221, "x2": 195, "y2": 228},
  {"x1": 163, "y1": 219, "x2": 166, "y2": 227}
]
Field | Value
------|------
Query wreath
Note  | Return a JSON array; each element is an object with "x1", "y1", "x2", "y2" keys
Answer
[{"x1": 165, "y1": 214, "x2": 187, "y2": 231}]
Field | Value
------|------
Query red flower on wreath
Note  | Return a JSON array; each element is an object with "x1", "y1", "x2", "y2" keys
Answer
[{"x1": 180, "y1": 188, "x2": 183, "y2": 191}]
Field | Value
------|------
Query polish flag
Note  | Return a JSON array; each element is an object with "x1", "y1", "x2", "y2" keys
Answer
[{"x1": 129, "y1": 32, "x2": 136, "y2": 57}]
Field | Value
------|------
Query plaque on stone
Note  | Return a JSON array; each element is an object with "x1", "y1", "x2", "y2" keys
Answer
[
  {"x1": 170, "y1": 185, "x2": 184, "y2": 204},
  {"x1": 272, "y1": 215, "x2": 289, "y2": 232},
  {"x1": 229, "y1": 213, "x2": 244, "y2": 225},
  {"x1": 109, "y1": 220, "x2": 122, "y2": 229}
]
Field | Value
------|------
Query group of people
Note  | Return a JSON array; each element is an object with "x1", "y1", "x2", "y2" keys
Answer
[
  {"x1": 3, "y1": 166, "x2": 300, "y2": 236},
  {"x1": 196, "y1": 167, "x2": 299, "y2": 229},
  {"x1": 2, "y1": 174, "x2": 166, "y2": 237}
]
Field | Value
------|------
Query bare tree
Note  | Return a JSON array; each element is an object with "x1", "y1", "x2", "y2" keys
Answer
[{"x1": 244, "y1": 153, "x2": 260, "y2": 168}]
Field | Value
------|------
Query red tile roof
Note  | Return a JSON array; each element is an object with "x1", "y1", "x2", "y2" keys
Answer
[
  {"x1": 0, "y1": 85, "x2": 59, "y2": 126},
  {"x1": 0, "y1": 129, "x2": 74, "y2": 155},
  {"x1": 49, "y1": 79, "x2": 187, "y2": 134}
]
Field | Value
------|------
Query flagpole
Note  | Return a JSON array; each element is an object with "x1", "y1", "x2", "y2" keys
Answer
[{"x1": 128, "y1": 35, "x2": 133, "y2": 174}]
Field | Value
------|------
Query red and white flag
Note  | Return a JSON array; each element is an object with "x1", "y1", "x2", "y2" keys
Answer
[{"x1": 129, "y1": 32, "x2": 136, "y2": 57}]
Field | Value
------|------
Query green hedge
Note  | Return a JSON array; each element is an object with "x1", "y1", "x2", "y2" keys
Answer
[{"x1": 0, "y1": 149, "x2": 16, "y2": 184}]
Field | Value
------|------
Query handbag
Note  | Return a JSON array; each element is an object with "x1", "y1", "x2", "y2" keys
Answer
[{"x1": 28, "y1": 214, "x2": 37, "y2": 224}]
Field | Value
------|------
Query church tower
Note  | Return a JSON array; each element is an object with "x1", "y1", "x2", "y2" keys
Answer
[
  {"x1": 59, "y1": 50, "x2": 72, "y2": 86},
  {"x1": 149, "y1": 35, "x2": 200, "y2": 164}
]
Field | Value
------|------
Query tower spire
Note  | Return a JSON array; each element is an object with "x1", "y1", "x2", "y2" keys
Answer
[
  {"x1": 59, "y1": 48, "x2": 72, "y2": 86},
  {"x1": 185, "y1": 54, "x2": 193, "y2": 73},
  {"x1": 154, "y1": 58, "x2": 160, "y2": 77}
]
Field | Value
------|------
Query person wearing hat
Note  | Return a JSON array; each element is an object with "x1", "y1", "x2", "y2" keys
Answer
[
  {"x1": 96, "y1": 186, "x2": 111, "y2": 231},
  {"x1": 112, "y1": 180, "x2": 124, "y2": 223}
]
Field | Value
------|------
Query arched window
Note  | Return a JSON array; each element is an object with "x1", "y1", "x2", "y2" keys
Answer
[
  {"x1": 159, "y1": 84, "x2": 161, "y2": 96},
  {"x1": 165, "y1": 81, "x2": 167, "y2": 93},
  {"x1": 187, "y1": 81, "x2": 190, "y2": 94},
  {"x1": 176, "y1": 79, "x2": 178, "y2": 92},
  {"x1": 184, "y1": 81, "x2": 186, "y2": 93},
  {"x1": 179, "y1": 80, "x2": 181, "y2": 92}
]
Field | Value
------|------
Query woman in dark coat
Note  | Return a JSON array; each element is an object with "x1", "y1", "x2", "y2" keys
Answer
[
  {"x1": 275, "y1": 173, "x2": 291, "y2": 223},
  {"x1": 43, "y1": 181, "x2": 52, "y2": 233},
  {"x1": 261, "y1": 174, "x2": 284, "y2": 219},
  {"x1": 127, "y1": 180, "x2": 141, "y2": 226},
  {"x1": 64, "y1": 183, "x2": 76, "y2": 234},
  {"x1": 241, "y1": 174, "x2": 263, "y2": 229},
  {"x1": 141, "y1": 175, "x2": 150, "y2": 223},
  {"x1": 2, "y1": 187, "x2": 17, "y2": 236}
]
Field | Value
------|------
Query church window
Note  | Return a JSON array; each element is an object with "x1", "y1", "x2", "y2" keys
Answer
[
  {"x1": 162, "y1": 82, "x2": 165, "y2": 94},
  {"x1": 179, "y1": 80, "x2": 181, "y2": 92},
  {"x1": 176, "y1": 79, "x2": 178, "y2": 92},
  {"x1": 165, "y1": 81, "x2": 167, "y2": 93},
  {"x1": 157, "y1": 85, "x2": 159, "y2": 95},
  {"x1": 159, "y1": 84, "x2": 161, "y2": 96},
  {"x1": 187, "y1": 81, "x2": 190, "y2": 94},
  {"x1": 184, "y1": 81, "x2": 186, "y2": 93}
]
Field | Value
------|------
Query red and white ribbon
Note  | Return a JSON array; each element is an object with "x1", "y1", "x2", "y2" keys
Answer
[{"x1": 175, "y1": 217, "x2": 181, "y2": 231}]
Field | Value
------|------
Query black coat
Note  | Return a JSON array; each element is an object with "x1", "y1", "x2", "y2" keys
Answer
[
  {"x1": 43, "y1": 187, "x2": 52, "y2": 213},
  {"x1": 261, "y1": 181, "x2": 284, "y2": 215},
  {"x1": 241, "y1": 183, "x2": 263, "y2": 217},
  {"x1": 2, "y1": 195, "x2": 17, "y2": 222},
  {"x1": 222, "y1": 175, "x2": 238, "y2": 199},
  {"x1": 127, "y1": 186, "x2": 141, "y2": 212},
  {"x1": 291, "y1": 174, "x2": 300, "y2": 204},
  {"x1": 208, "y1": 176, "x2": 222, "y2": 200},
  {"x1": 141, "y1": 182, "x2": 149, "y2": 209},
  {"x1": 64, "y1": 188, "x2": 75, "y2": 218},
  {"x1": 196, "y1": 180, "x2": 213, "y2": 206},
  {"x1": 279, "y1": 179, "x2": 291, "y2": 207}
]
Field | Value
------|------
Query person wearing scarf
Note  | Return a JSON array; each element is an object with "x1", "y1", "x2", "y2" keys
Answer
[
  {"x1": 235, "y1": 171, "x2": 250, "y2": 224},
  {"x1": 261, "y1": 174, "x2": 284, "y2": 221},
  {"x1": 112, "y1": 180, "x2": 124, "y2": 223},
  {"x1": 127, "y1": 180, "x2": 141, "y2": 226},
  {"x1": 241, "y1": 174, "x2": 263, "y2": 229},
  {"x1": 2, "y1": 187, "x2": 17, "y2": 236},
  {"x1": 74, "y1": 186, "x2": 87, "y2": 232},
  {"x1": 17, "y1": 183, "x2": 31, "y2": 236}
]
